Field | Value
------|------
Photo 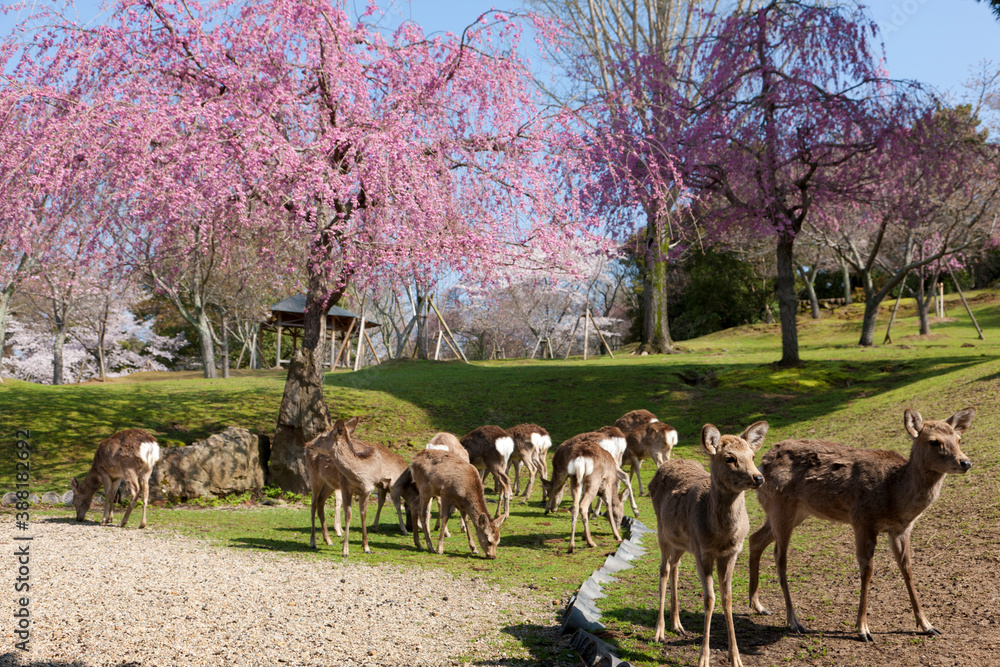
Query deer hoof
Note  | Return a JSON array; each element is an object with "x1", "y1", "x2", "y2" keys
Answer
[
  {"x1": 858, "y1": 631, "x2": 874, "y2": 643},
  {"x1": 923, "y1": 626, "x2": 941, "y2": 636}
]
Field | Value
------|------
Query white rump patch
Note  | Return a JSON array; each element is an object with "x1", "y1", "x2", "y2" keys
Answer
[
  {"x1": 494, "y1": 436, "x2": 514, "y2": 464},
  {"x1": 599, "y1": 438, "x2": 626, "y2": 465},
  {"x1": 650, "y1": 418, "x2": 659, "y2": 423},
  {"x1": 666, "y1": 430, "x2": 678, "y2": 447},
  {"x1": 140, "y1": 441, "x2": 160, "y2": 468},
  {"x1": 567, "y1": 456, "x2": 594, "y2": 484},
  {"x1": 425, "y1": 443, "x2": 450, "y2": 452},
  {"x1": 530, "y1": 432, "x2": 552, "y2": 455}
]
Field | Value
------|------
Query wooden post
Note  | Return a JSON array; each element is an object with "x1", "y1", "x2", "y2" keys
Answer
[
  {"x1": 883, "y1": 279, "x2": 907, "y2": 345},
  {"x1": 434, "y1": 331, "x2": 443, "y2": 360},
  {"x1": 427, "y1": 295, "x2": 469, "y2": 363},
  {"x1": 563, "y1": 315, "x2": 582, "y2": 360},
  {"x1": 529, "y1": 338, "x2": 541, "y2": 359},
  {"x1": 275, "y1": 325, "x2": 283, "y2": 367},
  {"x1": 546, "y1": 337, "x2": 555, "y2": 359},
  {"x1": 582, "y1": 304, "x2": 590, "y2": 361},
  {"x1": 363, "y1": 327, "x2": 383, "y2": 365},
  {"x1": 353, "y1": 313, "x2": 367, "y2": 372},
  {"x1": 938, "y1": 282, "x2": 946, "y2": 318},
  {"x1": 946, "y1": 265, "x2": 984, "y2": 340},
  {"x1": 588, "y1": 309, "x2": 615, "y2": 358},
  {"x1": 334, "y1": 319, "x2": 357, "y2": 368},
  {"x1": 329, "y1": 329, "x2": 336, "y2": 368}
]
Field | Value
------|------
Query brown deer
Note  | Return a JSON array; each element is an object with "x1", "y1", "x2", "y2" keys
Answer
[
  {"x1": 544, "y1": 432, "x2": 624, "y2": 552},
  {"x1": 423, "y1": 432, "x2": 468, "y2": 461},
  {"x1": 651, "y1": 421, "x2": 768, "y2": 667},
  {"x1": 624, "y1": 421, "x2": 678, "y2": 495},
  {"x1": 748, "y1": 408, "x2": 974, "y2": 642},
  {"x1": 505, "y1": 423, "x2": 551, "y2": 499},
  {"x1": 460, "y1": 425, "x2": 514, "y2": 519},
  {"x1": 592, "y1": 425, "x2": 639, "y2": 517},
  {"x1": 409, "y1": 448, "x2": 504, "y2": 558},
  {"x1": 615, "y1": 408, "x2": 660, "y2": 434},
  {"x1": 71, "y1": 429, "x2": 161, "y2": 529},
  {"x1": 305, "y1": 417, "x2": 408, "y2": 556}
]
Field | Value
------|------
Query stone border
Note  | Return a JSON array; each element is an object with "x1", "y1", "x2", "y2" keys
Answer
[{"x1": 561, "y1": 515, "x2": 655, "y2": 667}]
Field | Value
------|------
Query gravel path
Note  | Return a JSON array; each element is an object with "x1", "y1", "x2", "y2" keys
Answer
[{"x1": 2, "y1": 516, "x2": 560, "y2": 666}]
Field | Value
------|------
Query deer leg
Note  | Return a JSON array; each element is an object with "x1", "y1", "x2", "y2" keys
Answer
[
  {"x1": 509, "y1": 458, "x2": 521, "y2": 496},
  {"x1": 319, "y1": 486, "x2": 336, "y2": 546},
  {"x1": 310, "y1": 485, "x2": 326, "y2": 548},
  {"x1": 603, "y1": 486, "x2": 623, "y2": 543},
  {"x1": 358, "y1": 492, "x2": 371, "y2": 554},
  {"x1": 628, "y1": 454, "x2": 644, "y2": 495},
  {"x1": 460, "y1": 510, "x2": 477, "y2": 554},
  {"x1": 420, "y1": 495, "x2": 435, "y2": 554},
  {"x1": 696, "y1": 553, "x2": 717, "y2": 667},
  {"x1": 118, "y1": 471, "x2": 140, "y2": 528},
  {"x1": 655, "y1": 545, "x2": 671, "y2": 641},
  {"x1": 771, "y1": 509, "x2": 808, "y2": 634},
  {"x1": 579, "y1": 484, "x2": 601, "y2": 548},
  {"x1": 567, "y1": 479, "x2": 584, "y2": 553},
  {"x1": 854, "y1": 525, "x2": 878, "y2": 642},
  {"x1": 138, "y1": 472, "x2": 151, "y2": 529},
  {"x1": 371, "y1": 487, "x2": 386, "y2": 532},
  {"x1": 490, "y1": 465, "x2": 511, "y2": 520},
  {"x1": 670, "y1": 550, "x2": 684, "y2": 634},
  {"x1": 341, "y1": 488, "x2": 353, "y2": 557},
  {"x1": 887, "y1": 529, "x2": 937, "y2": 634},
  {"x1": 617, "y1": 468, "x2": 639, "y2": 516},
  {"x1": 719, "y1": 555, "x2": 744, "y2": 667},
  {"x1": 436, "y1": 499, "x2": 452, "y2": 555},
  {"x1": 102, "y1": 475, "x2": 117, "y2": 525},
  {"x1": 390, "y1": 489, "x2": 408, "y2": 535},
  {"x1": 523, "y1": 456, "x2": 539, "y2": 500},
  {"x1": 748, "y1": 519, "x2": 775, "y2": 614}
]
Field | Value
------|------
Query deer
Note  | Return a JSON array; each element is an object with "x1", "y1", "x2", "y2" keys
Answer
[
  {"x1": 422, "y1": 432, "x2": 469, "y2": 537},
  {"x1": 651, "y1": 421, "x2": 768, "y2": 667},
  {"x1": 748, "y1": 408, "x2": 975, "y2": 642},
  {"x1": 544, "y1": 432, "x2": 623, "y2": 552},
  {"x1": 505, "y1": 423, "x2": 551, "y2": 499},
  {"x1": 409, "y1": 448, "x2": 504, "y2": 558},
  {"x1": 71, "y1": 429, "x2": 161, "y2": 529},
  {"x1": 624, "y1": 421, "x2": 678, "y2": 495},
  {"x1": 615, "y1": 408, "x2": 660, "y2": 435},
  {"x1": 305, "y1": 417, "x2": 408, "y2": 556},
  {"x1": 591, "y1": 425, "x2": 640, "y2": 517},
  {"x1": 460, "y1": 425, "x2": 514, "y2": 519}
]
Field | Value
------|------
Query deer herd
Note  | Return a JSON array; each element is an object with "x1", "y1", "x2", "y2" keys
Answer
[{"x1": 72, "y1": 405, "x2": 976, "y2": 664}]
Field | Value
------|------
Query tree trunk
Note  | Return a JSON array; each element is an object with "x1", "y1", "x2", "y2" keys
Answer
[
  {"x1": 775, "y1": 233, "x2": 800, "y2": 366},
  {"x1": 858, "y1": 301, "x2": 880, "y2": 346},
  {"x1": 414, "y1": 290, "x2": 430, "y2": 360},
  {"x1": 220, "y1": 312, "x2": 231, "y2": 378},
  {"x1": 52, "y1": 321, "x2": 67, "y2": 385},
  {"x1": 0, "y1": 292, "x2": 11, "y2": 382},
  {"x1": 638, "y1": 214, "x2": 673, "y2": 353},
  {"x1": 916, "y1": 276, "x2": 931, "y2": 336},
  {"x1": 797, "y1": 265, "x2": 821, "y2": 319},
  {"x1": 839, "y1": 256, "x2": 853, "y2": 305},
  {"x1": 196, "y1": 309, "x2": 218, "y2": 379}
]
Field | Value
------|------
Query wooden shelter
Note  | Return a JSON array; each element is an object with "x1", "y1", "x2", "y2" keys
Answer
[{"x1": 263, "y1": 294, "x2": 381, "y2": 369}]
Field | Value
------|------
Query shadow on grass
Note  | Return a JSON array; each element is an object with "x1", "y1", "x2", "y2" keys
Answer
[
  {"x1": 469, "y1": 623, "x2": 578, "y2": 666},
  {"x1": 598, "y1": 606, "x2": 787, "y2": 665}
]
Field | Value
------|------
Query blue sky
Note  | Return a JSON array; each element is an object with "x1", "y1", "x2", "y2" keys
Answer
[{"x1": 2, "y1": 0, "x2": 997, "y2": 98}]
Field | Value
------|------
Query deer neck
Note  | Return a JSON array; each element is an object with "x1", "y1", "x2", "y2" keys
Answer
[
  {"x1": 77, "y1": 468, "x2": 103, "y2": 501},
  {"x1": 899, "y1": 458, "x2": 947, "y2": 518},
  {"x1": 708, "y1": 483, "x2": 747, "y2": 534}
]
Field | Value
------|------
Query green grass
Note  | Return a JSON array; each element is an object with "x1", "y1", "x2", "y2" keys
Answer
[{"x1": 3, "y1": 289, "x2": 1000, "y2": 664}]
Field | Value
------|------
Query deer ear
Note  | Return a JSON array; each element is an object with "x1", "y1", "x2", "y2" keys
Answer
[
  {"x1": 345, "y1": 417, "x2": 360, "y2": 434},
  {"x1": 946, "y1": 407, "x2": 975, "y2": 435},
  {"x1": 701, "y1": 424, "x2": 721, "y2": 456},
  {"x1": 71, "y1": 478, "x2": 79, "y2": 491},
  {"x1": 477, "y1": 514, "x2": 489, "y2": 531},
  {"x1": 741, "y1": 421, "x2": 769, "y2": 452},
  {"x1": 904, "y1": 409, "x2": 923, "y2": 438}
]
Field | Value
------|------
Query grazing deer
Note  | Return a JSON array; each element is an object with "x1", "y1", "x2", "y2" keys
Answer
[
  {"x1": 615, "y1": 408, "x2": 660, "y2": 435},
  {"x1": 592, "y1": 425, "x2": 640, "y2": 517},
  {"x1": 409, "y1": 448, "x2": 504, "y2": 558},
  {"x1": 460, "y1": 425, "x2": 514, "y2": 519},
  {"x1": 306, "y1": 417, "x2": 407, "y2": 556},
  {"x1": 748, "y1": 408, "x2": 975, "y2": 642},
  {"x1": 506, "y1": 423, "x2": 551, "y2": 499},
  {"x1": 652, "y1": 421, "x2": 768, "y2": 667},
  {"x1": 71, "y1": 429, "x2": 160, "y2": 529},
  {"x1": 424, "y1": 432, "x2": 469, "y2": 461},
  {"x1": 625, "y1": 421, "x2": 678, "y2": 495}
]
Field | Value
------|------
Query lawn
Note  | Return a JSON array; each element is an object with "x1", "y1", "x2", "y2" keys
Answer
[{"x1": 2, "y1": 289, "x2": 999, "y2": 665}]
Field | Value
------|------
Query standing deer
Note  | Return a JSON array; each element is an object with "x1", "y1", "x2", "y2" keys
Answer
[
  {"x1": 624, "y1": 421, "x2": 678, "y2": 494},
  {"x1": 71, "y1": 429, "x2": 160, "y2": 529},
  {"x1": 748, "y1": 408, "x2": 975, "y2": 642},
  {"x1": 615, "y1": 408, "x2": 660, "y2": 434},
  {"x1": 460, "y1": 425, "x2": 514, "y2": 519},
  {"x1": 505, "y1": 423, "x2": 551, "y2": 499},
  {"x1": 409, "y1": 448, "x2": 504, "y2": 558},
  {"x1": 545, "y1": 432, "x2": 624, "y2": 552},
  {"x1": 422, "y1": 432, "x2": 468, "y2": 537},
  {"x1": 306, "y1": 417, "x2": 407, "y2": 556},
  {"x1": 651, "y1": 421, "x2": 768, "y2": 667}
]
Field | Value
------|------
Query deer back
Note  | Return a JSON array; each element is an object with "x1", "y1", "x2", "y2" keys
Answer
[
  {"x1": 615, "y1": 409, "x2": 659, "y2": 435},
  {"x1": 460, "y1": 425, "x2": 514, "y2": 466},
  {"x1": 626, "y1": 421, "x2": 677, "y2": 460},
  {"x1": 424, "y1": 432, "x2": 469, "y2": 462}
]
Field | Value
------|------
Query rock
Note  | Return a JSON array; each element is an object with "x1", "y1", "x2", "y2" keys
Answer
[
  {"x1": 269, "y1": 348, "x2": 331, "y2": 494},
  {"x1": 62, "y1": 490, "x2": 75, "y2": 506},
  {"x1": 261, "y1": 498, "x2": 284, "y2": 506},
  {"x1": 42, "y1": 492, "x2": 62, "y2": 504},
  {"x1": 2, "y1": 492, "x2": 18, "y2": 506},
  {"x1": 151, "y1": 427, "x2": 266, "y2": 501}
]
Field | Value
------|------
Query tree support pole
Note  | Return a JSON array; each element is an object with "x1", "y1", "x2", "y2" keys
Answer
[
  {"x1": 947, "y1": 265, "x2": 984, "y2": 340},
  {"x1": 428, "y1": 295, "x2": 469, "y2": 363}
]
